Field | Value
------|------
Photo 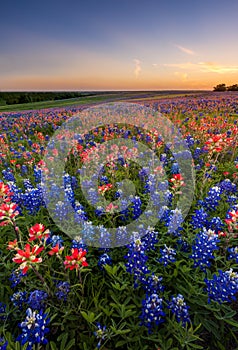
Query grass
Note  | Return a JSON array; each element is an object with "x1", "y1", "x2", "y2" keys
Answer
[{"x1": 0, "y1": 91, "x2": 207, "y2": 112}]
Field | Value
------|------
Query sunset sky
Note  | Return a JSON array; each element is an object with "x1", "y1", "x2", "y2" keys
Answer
[{"x1": 1, "y1": 0, "x2": 238, "y2": 90}]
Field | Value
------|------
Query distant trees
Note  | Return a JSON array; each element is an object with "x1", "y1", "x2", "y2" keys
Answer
[
  {"x1": 0, "y1": 92, "x2": 97, "y2": 106},
  {"x1": 213, "y1": 83, "x2": 238, "y2": 91}
]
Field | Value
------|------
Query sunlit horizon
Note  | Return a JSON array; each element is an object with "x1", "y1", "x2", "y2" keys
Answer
[{"x1": 1, "y1": 0, "x2": 238, "y2": 91}]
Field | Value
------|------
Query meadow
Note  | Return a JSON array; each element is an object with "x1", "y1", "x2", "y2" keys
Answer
[{"x1": 0, "y1": 92, "x2": 237, "y2": 350}]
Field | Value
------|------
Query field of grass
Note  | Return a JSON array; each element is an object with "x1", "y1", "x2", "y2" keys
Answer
[{"x1": 0, "y1": 90, "x2": 206, "y2": 112}]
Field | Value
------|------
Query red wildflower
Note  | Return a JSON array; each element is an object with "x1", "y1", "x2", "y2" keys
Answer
[
  {"x1": 64, "y1": 248, "x2": 88, "y2": 270},
  {"x1": 7, "y1": 239, "x2": 18, "y2": 250},
  {"x1": 48, "y1": 243, "x2": 64, "y2": 256},
  {"x1": 13, "y1": 243, "x2": 44, "y2": 274},
  {"x1": 0, "y1": 182, "x2": 12, "y2": 203},
  {"x1": 29, "y1": 223, "x2": 50, "y2": 242},
  {"x1": 98, "y1": 183, "x2": 113, "y2": 195},
  {"x1": 0, "y1": 203, "x2": 19, "y2": 225}
]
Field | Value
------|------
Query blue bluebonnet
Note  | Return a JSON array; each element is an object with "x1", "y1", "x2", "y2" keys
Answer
[
  {"x1": 141, "y1": 227, "x2": 158, "y2": 251},
  {"x1": 191, "y1": 208, "x2": 208, "y2": 230},
  {"x1": 0, "y1": 337, "x2": 8, "y2": 350},
  {"x1": 17, "y1": 308, "x2": 50, "y2": 350},
  {"x1": 140, "y1": 293, "x2": 165, "y2": 333},
  {"x1": 219, "y1": 179, "x2": 237, "y2": 195},
  {"x1": 166, "y1": 208, "x2": 184, "y2": 235},
  {"x1": 71, "y1": 236, "x2": 87, "y2": 250},
  {"x1": 9, "y1": 269, "x2": 26, "y2": 288},
  {"x1": 94, "y1": 323, "x2": 107, "y2": 349},
  {"x1": 47, "y1": 234, "x2": 64, "y2": 248},
  {"x1": 74, "y1": 202, "x2": 88, "y2": 222},
  {"x1": 81, "y1": 221, "x2": 95, "y2": 243},
  {"x1": 141, "y1": 273, "x2": 164, "y2": 294},
  {"x1": 125, "y1": 234, "x2": 150, "y2": 287},
  {"x1": 11, "y1": 291, "x2": 27, "y2": 310},
  {"x1": 171, "y1": 162, "x2": 180, "y2": 174},
  {"x1": 27, "y1": 290, "x2": 48, "y2": 310},
  {"x1": 131, "y1": 196, "x2": 142, "y2": 220},
  {"x1": 202, "y1": 186, "x2": 222, "y2": 212},
  {"x1": 98, "y1": 225, "x2": 111, "y2": 248},
  {"x1": 168, "y1": 294, "x2": 190, "y2": 326},
  {"x1": 207, "y1": 216, "x2": 224, "y2": 233},
  {"x1": 227, "y1": 247, "x2": 238, "y2": 263},
  {"x1": 158, "y1": 245, "x2": 176, "y2": 266},
  {"x1": 0, "y1": 303, "x2": 6, "y2": 321},
  {"x1": 22, "y1": 187, "x2": 44, "y2": 214},
  {"x1": 98, "y1": 253, "x2": 112, "y2": 270},
  {"x1": 205, "y1": 269, "x2": 238, "y2": 303},
  {"x1": 55, "y1": 281, "x2": 70, "y2": 301},
  {"x1": 190, "y1": 228, "x2": 220, "y2": 271}
]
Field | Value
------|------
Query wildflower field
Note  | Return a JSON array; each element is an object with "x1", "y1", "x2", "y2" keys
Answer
[{"x1": 0, "y1": 92, "x2": 238, "y2": 350}]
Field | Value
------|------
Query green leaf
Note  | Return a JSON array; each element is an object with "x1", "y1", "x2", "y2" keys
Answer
[
  {"x1": 64, "y1": 338, "x2": 76, "y2": 350},
  {"x1": 50, "y1": 341, "x2": 58, "y2": 350},
  {"x1": 60, "y1": 333, "x2": 68, "y2": 350}
]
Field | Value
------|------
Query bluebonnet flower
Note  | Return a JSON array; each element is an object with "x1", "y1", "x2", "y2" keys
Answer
[
  {"x1": 191, "y1": 207, "x2": 208, "y2": 230},
  {"x1": 55, "y1": 281, "x2": 70, "y2": 301},
  {"x1": 17, "y1": 308, "x2": 50, "y2": 350},
  {"x1": 22, "y1": 187, "x2": 45, "y2": 215},
  {"x1": 166, "y1": 208, "x2": 184, "y2": 235},
  {"x1": 33, "y1": 166, "x2": 41, "y2": 183},
  {"x1": 94, "y1": 323, "x2": 107, "y2": 349},
  {"x1": 2, "y1": 169, "x2": 15, "y2": 182},
  {"x1": 0, "y1": 303, "x2": 6, "y2": 321},
  {"x1": 140, "y1": 294, "x2": 165, "y2": 333},
  {"x1": 64, "y1": 183, "x2": 75, "y2": 206},
  {"x1": 27, "y1": 290, "x2": 48, "y2": 310},
  {"x1": 0, "y1": 337, "x2": 8, "y2": 350},
  {"x1": 207, "y1": 216, "x2": 224, "y2": 233},
  {"x1": 131, "y1": 196, "x2": 142, "y2": 220},
  {"x1": 98, "y1": 225, "x2": 111, "y2": 248},
  {"x1": 54, "y1": 200, "x2": 71, "y2": 221},
  {"x1": 176, "y1": 238, "x2": 190, "y2": 253},
  {"x1": 47, "y1": 234, "x2": 64, "y2": 248},
  {"x1": 141, "y1": 228, "x2": 158, "y2": 251},
  {"x1": 205, "y1": 269, "x2": 238, "y2": 303},
  {"x1": 190, "y1": 228, "x2": 220, "y2": 271},
  {"x1": 202, "y1": 186, "x2": 222, "y2": 212},
  {"x1": 158, "y1": 245, "x2": 176, "y2": 266},
  {"x1": 125, "y1": 234, "x2": 150, "y2": 287},
  {"x1": 74, "y1": 202, "x2": 88, "y2": 223},
  {"x1": 81, "y1": 221, "x2": 95, "y2": 243},
  {"x1": 23, "y1": 179, "x2": 34, "y2": 190},
  {"x1": 87, "y1": 188, "x2": 99, "y2": 206},
  {"x1": 227, "y1": 247, "x2": 238, "y2": 263},
  {"x1": 98, "y1": 253, "x2": 112, "y2": 270},
  {"x1": 171, "y1": 162, "x2": 180, "y2": 174},
  {"x1": 168, "y1": 294, "x2": 190, "y2": 326},
  {"x1": 11, "y1": 291, "x2": 27, "y2": 310},
  {"x1": 9, "y1": 269, "x2": 26, "y2": 287},
  {"x1": 71, "y1": 235, "x2": 87, "y2": 251},
  {"x1": 219, "y1": 179, "x2": 237, "y2": 194},
  {"x1": 141, "y1": 273, "x2": 164, "y2": 294}
]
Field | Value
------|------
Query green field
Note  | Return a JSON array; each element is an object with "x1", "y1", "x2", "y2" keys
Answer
[{"x1": 0, "y1": 90, "x2": 207, "y2": 112}]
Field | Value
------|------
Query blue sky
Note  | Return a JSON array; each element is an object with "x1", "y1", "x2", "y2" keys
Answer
[{"x1": 1, "y1": 0, "x2": 238, "y2": 90}]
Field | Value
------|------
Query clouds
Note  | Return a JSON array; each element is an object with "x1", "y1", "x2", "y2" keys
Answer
[
  {"x1": 133, "y1": 59, "x2": 142, "y2": 78},
  {"x1": 164, "y1": 61, "x2": 238, "y2": 74},
  {"x1": 175, "y1": 45, "x2": 195, "y2": 55}
]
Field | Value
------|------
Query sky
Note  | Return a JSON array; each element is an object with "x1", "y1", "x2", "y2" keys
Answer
[{"x1": 1, "y1": 0, "x2": 238, "y2": 90}]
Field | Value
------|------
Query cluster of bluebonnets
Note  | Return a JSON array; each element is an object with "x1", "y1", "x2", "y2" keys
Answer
[{"x1": 0, "y1": 93, "x2": 237, "y2": 349}]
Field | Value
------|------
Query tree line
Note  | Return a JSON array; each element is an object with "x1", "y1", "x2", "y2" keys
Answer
[
  {"x1": 0, "y1": 91, "x2": 98, "y2": 106},
  {"x1": 213, "y1": 83, "x2": 238, "y2": 91}
]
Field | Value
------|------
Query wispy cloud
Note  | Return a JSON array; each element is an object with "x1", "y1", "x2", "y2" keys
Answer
[
  {"x1": 133, "y1": 59, "x2": 141, "y2": 78},
  {"x1": 164, "y1": 61, "x2": 238, "y2": 74},
  {"x1": 175, "y1": 45, "x2": 195, "y2": 55},
  {"x1": 174, "y1": 72, "x2": 188, "y2": 82}
]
